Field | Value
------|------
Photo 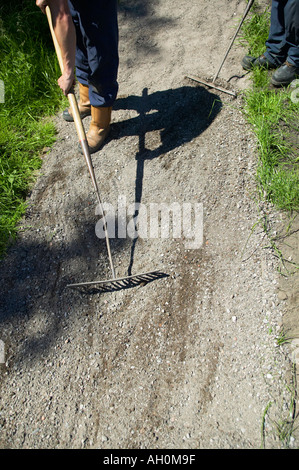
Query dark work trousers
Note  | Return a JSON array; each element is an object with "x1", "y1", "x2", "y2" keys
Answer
[
  {"x1": 264, "y1": 0, "x2": 299, "y2": 67},
  {"x1": 68, "y1": 0, "x2": 119, "y2": 107}
]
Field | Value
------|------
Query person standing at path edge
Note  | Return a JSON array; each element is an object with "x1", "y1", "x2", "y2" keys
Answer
[
  {"x1": 242, "y1": 0, "x2": 299, "y2": 86},
  {"x1": 36, "y1": 0, "x2": 119, "y2": 153}
]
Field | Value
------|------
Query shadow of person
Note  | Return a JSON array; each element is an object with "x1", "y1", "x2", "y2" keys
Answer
[
  {"x1": 113, "y1": 85, "x2": 222, "y2": 160},
  {"x1": 111, "y1": 85, "x2": 222, "y2": 275}
]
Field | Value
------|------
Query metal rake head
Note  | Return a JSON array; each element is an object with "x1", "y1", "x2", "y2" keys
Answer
[{"x1": 66, "y1": 270, "x2": 169, "y2": 293}]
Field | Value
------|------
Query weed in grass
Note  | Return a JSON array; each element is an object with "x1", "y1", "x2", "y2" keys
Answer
[
  {"x1": 275, "y1": 328, "x2": 292, "y2": 347},
  {"x1": 261, "y1": 401, "x2": 272, "y2": 449},
  {"x1": 260, "y1": 358, "x2": 298, "y2": 448},
  {"x1": 273, "y1": 364, "x2": 298, "y2": 448}
]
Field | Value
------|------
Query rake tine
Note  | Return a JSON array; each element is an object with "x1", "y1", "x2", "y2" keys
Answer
[
  {"x1": 186, "y1": 75, "x2": 237, "y2": 97},
  {"x1": 122, "y1": 278, "x2": 134, "y2": 287}
]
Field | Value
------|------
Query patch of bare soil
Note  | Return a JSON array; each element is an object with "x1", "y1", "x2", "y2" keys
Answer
[{"x1": 0, "y1": 0, "x2": 298, "y2": 450}]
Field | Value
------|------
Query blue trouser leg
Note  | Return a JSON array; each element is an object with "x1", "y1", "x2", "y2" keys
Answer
[
  {"x1": 68, "y1": 0, "x2": 119, "y2": 107},
  {"x1": 284, "y1": 0, "x2": 299, "y2": 67},
  {"x1": 264, "y1": 0, "x2": 299, "y2": 67}
]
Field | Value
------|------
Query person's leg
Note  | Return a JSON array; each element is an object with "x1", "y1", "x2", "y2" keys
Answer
[
  {"x1": 283, "y1": 0, "x2": 299, "y2": 67},
  {"x1": 73, "y1": 0, "x2": 119, "y2": 152},
  {"x1": 264, "y1": 0, "x2": 289, "y2": 66},
  {"x1": 66, "y1": 0, "x2": 119, "y2": 151},
  {"x1": 74, "y1": 0, "x2": 119, "y2": 108},
  {"x1": 66, "y1": 0, "x2": 90, "y2": 85},
  {"x1": 271, "y1": 0, "x2": 299, "y2": 85},
  {"x1": 242, "y1": 0, "x2": 288, "y2": 71},
  {"x1": 63, "y1": 0, "x2": 91, "y2": 121}
]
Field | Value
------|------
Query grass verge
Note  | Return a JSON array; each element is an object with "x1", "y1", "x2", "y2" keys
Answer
[
  {"x1": 0, "y1": 1, "x2": 66, "y2": 257},
  {"x1": 240, "y1": 2, "x2": 299, "y2": 212},
  {"x1": 240, "y1": 3, "x2": 299, "y2": 448}
]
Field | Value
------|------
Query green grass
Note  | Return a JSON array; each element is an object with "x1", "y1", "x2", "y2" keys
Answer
[
  {"x1": 0, "y1": 1, "x2": 66, "y2": 256},
  {"x1": 240, "y1": 3, "x2": 299, "y2": 212}
]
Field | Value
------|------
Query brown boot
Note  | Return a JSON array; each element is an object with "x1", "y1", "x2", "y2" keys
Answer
[
  {"x1": 85, "y1": 106, "x2": 112, "y2": 153},
  {"x1": 63, "y1": 82, "x2": 91, "y2": 121}
]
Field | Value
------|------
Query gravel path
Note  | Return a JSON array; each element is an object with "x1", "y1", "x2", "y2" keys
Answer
[{"x1": 0, "y1": 0, "x2": 298, "y2": 449}]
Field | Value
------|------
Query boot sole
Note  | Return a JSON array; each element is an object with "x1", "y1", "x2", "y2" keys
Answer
[
  {"x1": 78, "y1": 129, "x2": 110, "y2": 155},
  {"x1": 271, "y1": 77, "x2": 297, "y2": 87},
  {"x1": 271, "y1": 71, "x2": 299, "y2": 87},
  {"x1": 78, "y1": 142, "x2": 105, "y2": 155},
  {"x1": 78, "y1": 139, "x2": 107, "y2": 155},
  {"x1": 241, "y1": 57, "x2": 277, "y2": 72},
  {"x1": 62, "y1": 110, "x2": 91, "y2": 122}
]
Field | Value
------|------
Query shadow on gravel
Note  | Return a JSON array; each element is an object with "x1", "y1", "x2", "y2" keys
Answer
[
  {"x1": 112, "y1": 85, "x2": 222, "y2": 275},
  {"x1": 112, "y1": 85, "x2": 222, "y2": 160},
  {"x1": 0, "y1": 219, "x2": 129, "y2": 364},
  {"x1": 0, "y1": 84, "x2": 221, "y2": 363},
  {"x1": 118, "y1": 0, "x2": 175, "y2": 60}
]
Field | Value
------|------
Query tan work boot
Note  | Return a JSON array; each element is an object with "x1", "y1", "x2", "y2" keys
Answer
[
  {"x1": 85, "y1": 106, "x2": 112, "y2": 153},
  {"x1": 63, "y1": 82, "x2": 91, "y2": 121}
]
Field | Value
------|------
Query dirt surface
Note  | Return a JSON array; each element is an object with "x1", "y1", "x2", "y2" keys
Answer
[{"x1": 1, "y1": 0, "x2": 298, "y2": 449}]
